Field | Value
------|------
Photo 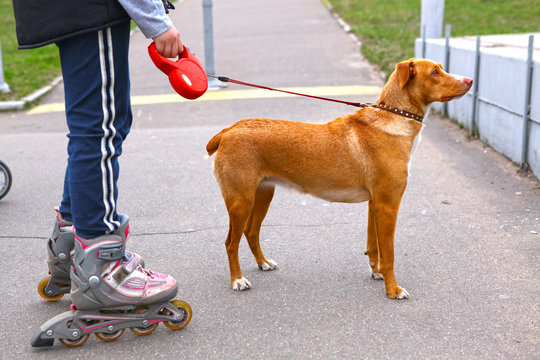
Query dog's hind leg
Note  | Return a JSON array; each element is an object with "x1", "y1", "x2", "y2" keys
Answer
[
  {"x1": 244, "y1": 184, "x2": 278, "y2": 272},
  {"x1": 224, "y1": 190, "x2": 256, "y2": 291},
  {"x1": 365, "y1": 200, "x2": 383, "y2": 280}
]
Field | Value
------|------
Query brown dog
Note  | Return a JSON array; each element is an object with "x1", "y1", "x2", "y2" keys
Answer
[{"x1": 207, "y1": 58, "x2": 472, "y2": 299}]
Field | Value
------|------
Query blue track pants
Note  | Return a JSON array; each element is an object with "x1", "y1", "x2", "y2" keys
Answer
[{"x1": 57, "y1": 22, "x2": 132, "y2": 239}]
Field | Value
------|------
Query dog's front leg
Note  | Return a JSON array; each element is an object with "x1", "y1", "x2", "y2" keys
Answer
[{"x1": 371, "y1": 192, "x2": 410, "y2": 300}]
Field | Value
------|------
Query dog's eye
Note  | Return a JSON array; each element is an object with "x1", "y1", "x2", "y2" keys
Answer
[{"x1": 432, "y1": 70, "x2": 439, "y2": 76}]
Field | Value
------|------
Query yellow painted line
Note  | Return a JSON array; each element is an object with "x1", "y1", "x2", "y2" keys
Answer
[{"x1": 27, "y1": 85, "x2": 382, "y2": 115}]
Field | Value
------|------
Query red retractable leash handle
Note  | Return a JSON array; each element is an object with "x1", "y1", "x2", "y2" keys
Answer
[{"x1": 148, "y1": 42, "x2": 208, "y2": 100}]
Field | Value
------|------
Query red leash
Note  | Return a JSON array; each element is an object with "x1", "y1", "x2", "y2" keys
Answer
[
  {"x1": 207, "y1": 75, "x2": 423, "y2": 122},
  {"x1": 207, "y1": 75, "x2": 367, "y2": 108}
]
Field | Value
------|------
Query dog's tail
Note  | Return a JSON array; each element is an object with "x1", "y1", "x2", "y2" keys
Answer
[{"x1": 206, "y1": 127, "x2": 232, "y2": 157}]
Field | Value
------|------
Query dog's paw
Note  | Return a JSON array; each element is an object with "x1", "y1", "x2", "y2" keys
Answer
[
  {"x1": 388, "y1": 287, "x2": 410, "y2": 300},
  {"x1": 232, "y1": 277, "x2": 252, "y2": 291},
  {"x1": 397, "y1": 288, "x2": 410, "y2": 299},
  {"x1": 371, "y1": 272, "x2": 384, "y2": 280},
  {"x1": 259, "y1": 259, "x2": 278, "y2": 271}
]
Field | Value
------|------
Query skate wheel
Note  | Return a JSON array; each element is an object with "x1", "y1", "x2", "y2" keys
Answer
[
  {"x1": 37, "y1": 277, "x2": 64, "y2": 302},
  {"x1": 95, "y1": 328, "x2": 124, "y2": 342},
  {"x1": 162, "y1": 300, "x2": 192, "y2": 330},
  {"x1": 59, "y1": 334, "x2": 89, "y2": 347},
  {"x1": 130, "y1": 306, "x2": 159, "y2": 336}
]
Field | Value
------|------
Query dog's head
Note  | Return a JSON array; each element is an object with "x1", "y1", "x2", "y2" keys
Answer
[{"x1": 394, "y1": 58, "x2": 473, "y2": 107}]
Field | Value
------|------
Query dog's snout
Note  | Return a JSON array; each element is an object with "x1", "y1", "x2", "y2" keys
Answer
[{"x1": 463, "y1": 78, "x2": 473, "y2": 86}]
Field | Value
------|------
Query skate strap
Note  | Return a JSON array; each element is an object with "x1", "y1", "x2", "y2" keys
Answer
[{"x1": 97, "y1": 244, "x2": 124, "y2": 261}]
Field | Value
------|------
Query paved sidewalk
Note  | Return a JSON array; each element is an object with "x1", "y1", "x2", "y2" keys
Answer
[{"x1": 0, "y1": 0, "x2": 539, "y2": 359}]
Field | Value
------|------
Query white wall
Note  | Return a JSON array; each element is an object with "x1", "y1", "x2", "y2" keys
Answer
[{"x1": 415, "y1": 35, "x2": 540, "y2": 179}]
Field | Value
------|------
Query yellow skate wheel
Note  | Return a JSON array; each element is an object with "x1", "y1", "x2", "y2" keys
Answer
[
  {"x1": 95, "y1": 328, "x2": 124, "y2": 342},
  {"x1": 37, "y1": 276, "x2": 64, "y2": 302},
  {"x1": 130, "y1": 306, "x2": 159, "y2": 336},
  {"x1": 59, "y1": 334, "x2": 89, "y2": 347},
  {"x1": 162, "y1": 300, "x2": 192, "y2": 330}
]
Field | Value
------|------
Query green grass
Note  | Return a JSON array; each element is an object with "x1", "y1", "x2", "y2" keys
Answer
[
  {"x1": 0, "y1": 0, "x2": 61, "y2": 101},
  {"x1": 329, "y1": 0, "x2": 540, "y2": 78}
]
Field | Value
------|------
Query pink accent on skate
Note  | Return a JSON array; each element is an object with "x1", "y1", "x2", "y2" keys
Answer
[
  {"x1": 125, "y1": 224, "x2": 130, "y2": 239},
  {"x1": 77, "y1": 311, "x2": 161, "y2": 333},
  {"x1": 152, "y1": 272, "x2": 168, "y2": 279},
  {"x1": 71, "y1": 304, "x2": 77, "y2": 310},
  {"x1": 75, "y1": 235, "x2": 89, "y2": 250},
  {"x1": 123, "y1": 278, "x2": 146, "y2": 290},
  {"x1": 124, "y1": 283, "x2": 145, "y2": 290},
  {"x1": 79, "y1": 321, "x2": 124, "y2": 333},
  {"x1": 55, "y1": 207, "x2": 67, "y2": 226}
]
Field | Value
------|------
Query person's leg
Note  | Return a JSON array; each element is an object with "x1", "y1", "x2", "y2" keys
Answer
[
  {"x1": 58, "y1": 21, "x2": 132, "y2": 238},
  {"x1": 57, "y1": 22, "x2": 175, "y2": 310},
  {"x1": 38, "y1": 22, "x2": 143, "y2": 302},
  {"x1": 59, "y1": 166, "x2": 72, "y2": 222},
  {"x1": 31, "y1": 22, "x2": 193, "y2": 348}
]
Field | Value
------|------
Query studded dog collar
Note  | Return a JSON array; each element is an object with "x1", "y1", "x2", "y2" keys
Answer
[{"x1": 371, "y1": 103, "x2": 423, "y2": 123}]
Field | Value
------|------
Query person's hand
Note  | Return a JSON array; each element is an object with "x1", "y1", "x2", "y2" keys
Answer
[{"x1": 153, "y1": 25, "x2": 184, "y2": 58}]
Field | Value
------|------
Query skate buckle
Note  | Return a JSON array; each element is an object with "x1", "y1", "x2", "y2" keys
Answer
[
  {"x1": 70, "y1": 304, "x2": 77, "y2": 311},
  {"x1": 97, "y1": 247, "x2": 124, "y2": 260}
]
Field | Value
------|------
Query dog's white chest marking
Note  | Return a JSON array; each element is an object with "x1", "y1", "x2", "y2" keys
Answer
[
  {"x1": 407, "y1": 105, "x2": 427, "y2": 175},
  {"x1": 407, "y1": 129, "x2": 422, "y2": 175}
]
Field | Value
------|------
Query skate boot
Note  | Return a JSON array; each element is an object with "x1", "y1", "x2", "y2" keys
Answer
[
  {"x1": 37, "y1": 209, "x2": 145, "y2": 301},
  {"x1": 31, "y1": 221, "x2": 192, "y2": 348}
]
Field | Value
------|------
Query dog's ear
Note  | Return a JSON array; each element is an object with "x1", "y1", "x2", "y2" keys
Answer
[{"x1": 396, "y1": 60, "x2": 416, "y2": 89}]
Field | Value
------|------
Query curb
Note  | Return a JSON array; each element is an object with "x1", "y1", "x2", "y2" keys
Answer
[
  {"x1": 0, "y1": 76, "x2": 63, "y2": 111},
  {"x1": 321, "y1": 0, "x2": 361, "y2": 48}
]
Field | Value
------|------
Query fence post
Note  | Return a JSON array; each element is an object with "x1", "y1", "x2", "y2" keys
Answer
[
  {"x1": 202, "y1": 0, "x2": 223, "y2": 90},
  {"x1": 0, "y1": 41, "x2": 10, "y2": 93},
  {"x1": 470, "y1": 35, "x2": 481, "y2": 137},
  {"x1": 421, "y1": 25, "x2": 426, "y2": 58},
  {"x1": 421, "y1": 0, "x2": 445, "y2": 39},
  {"x1": 521, "y1": 35, "x2": 535, "y2": 170},
  {"x1": 442, "y1": 24, "x2": 451, "y2": 117}
]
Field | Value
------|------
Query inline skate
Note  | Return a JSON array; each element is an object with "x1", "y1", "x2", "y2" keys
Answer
[
  {"x1": 31, "y1": 218, "x2": 191, "y2": 347},
  {"x1": 37, "y1": 210, "x2": 145, "y2": 301}
]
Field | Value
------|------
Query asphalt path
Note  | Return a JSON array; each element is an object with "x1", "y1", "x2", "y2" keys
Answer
[{"x1": 0, "y1": 0, "x2": 538, "y2": 359}]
